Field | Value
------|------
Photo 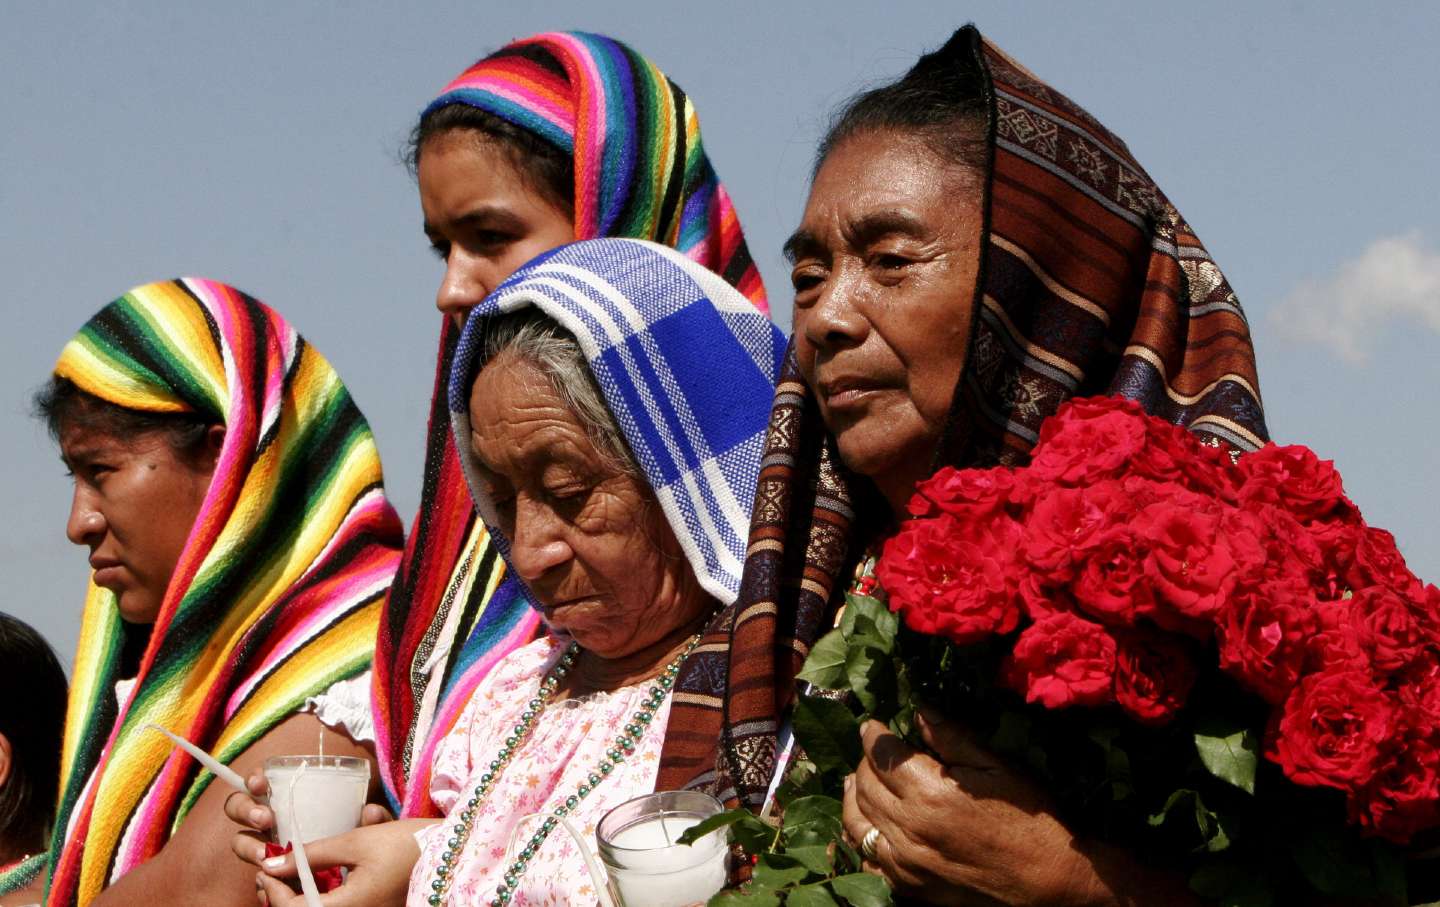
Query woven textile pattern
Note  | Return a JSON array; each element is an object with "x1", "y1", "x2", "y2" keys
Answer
[
  {"x1": 42, "y1": 279, "x2": 403, "y2": 906},
  {"x1": 447, "y1": 238, "x2": 784, "y2": 608},
  {"x1": 660, "y1": 24, "x2": 1270, "y2": 808},
  {"x1": 373, "y1": 30, "x2": 768, "y2": 816}
]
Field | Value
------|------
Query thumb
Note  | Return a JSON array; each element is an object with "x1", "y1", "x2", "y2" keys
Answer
[
  {"x1": 916, "y1": 707, "x2": 1000, "y2": 771},
  {"x1": 261, "y1": 834, "x2": 353, "y2": 877},
  {"x1": 361, "y1": 803, "x2": 395, "y2": 826}
]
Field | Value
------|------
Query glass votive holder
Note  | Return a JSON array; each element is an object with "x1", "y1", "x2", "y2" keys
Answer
[
  {"x1": 263, "y1": 755, "x2": 369, "y2": 846},
  {"x1": 596, "y1": 790, "x2": 730, "y2": 907}
]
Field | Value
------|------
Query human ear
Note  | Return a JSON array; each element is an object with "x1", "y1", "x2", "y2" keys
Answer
[
  {"x1": 200, "y1": 424, "x2": 226, "y2": 473},
  {"x1": 0, "y1": 731, "x2": 12, "y2": 790}
]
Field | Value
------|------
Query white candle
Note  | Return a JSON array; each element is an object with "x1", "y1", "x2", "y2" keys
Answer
[
  {"x1": 598, "y1": 792, "x2": 729, "y2": 907},
  {"x1": 263, "y1": 755, "x2": 369, "y2": 846}
]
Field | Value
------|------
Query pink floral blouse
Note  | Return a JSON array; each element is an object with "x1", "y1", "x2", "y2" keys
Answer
[{"x1": 408, "y1": 636, "x2": 672, "y2": 906}]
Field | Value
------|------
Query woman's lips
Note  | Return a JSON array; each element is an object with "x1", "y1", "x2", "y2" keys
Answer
[
  {"x1": 818, "y1": 377, "x2": 890, "y2": 412},
  {"x1": 91, "y1": 562, "x2": 125, "y2": 589}
]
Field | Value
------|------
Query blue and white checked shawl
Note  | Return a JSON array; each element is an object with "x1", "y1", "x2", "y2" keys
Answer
[{"x1": 448, "y1": 238, "x2": 786, "y2": 607}]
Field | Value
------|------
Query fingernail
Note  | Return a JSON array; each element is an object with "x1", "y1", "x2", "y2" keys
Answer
[
  {"x1": 250, "y1": 807, "x2": 266, "y2": 824},
  {"x1": 844, "y1": 774, "x2": 854, "y2": 792},
  {"x1": 263, "y1": 856, "x2": 285, "y2": 870}
]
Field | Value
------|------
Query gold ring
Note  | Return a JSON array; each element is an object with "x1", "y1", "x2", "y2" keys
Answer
[{"x1": 860, "y1": 825, "x2": 883, "y2": 862}]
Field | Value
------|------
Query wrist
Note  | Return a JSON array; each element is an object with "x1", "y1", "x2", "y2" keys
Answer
[{"x1": 1043, "y1": 838, "x2": 1200, "y2": 907}]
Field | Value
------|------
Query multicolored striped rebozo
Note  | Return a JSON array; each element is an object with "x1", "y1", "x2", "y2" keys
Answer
[{"x1": 42, "y1": 279, "x2": 403, "y2": 906}]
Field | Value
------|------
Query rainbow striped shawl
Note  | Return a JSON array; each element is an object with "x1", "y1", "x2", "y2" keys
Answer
[
  {"x1": 374, "y1": 31, "x2": 767, "y2": 815},
  {"x1": 41, "y1": 279, "x2": 402, "y2": 906}
]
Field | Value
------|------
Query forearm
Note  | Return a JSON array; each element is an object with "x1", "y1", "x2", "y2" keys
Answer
[{"x1": 90, "y1": 846, "x2": 259, "y2": 907}]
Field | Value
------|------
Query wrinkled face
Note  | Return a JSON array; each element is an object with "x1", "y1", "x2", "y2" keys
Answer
[
  {"x1": 419, "y1": 130, "x2": 575, "y2": 328},
  {"x1": 60, "y1": 425, "x2": 218, "y2": 624},
  {"x1": 467, "y1": 352, "x2": 709, "y2": 659},
  {"x1": 787, "y1": 129, "x2": 984, "y2": 512}
]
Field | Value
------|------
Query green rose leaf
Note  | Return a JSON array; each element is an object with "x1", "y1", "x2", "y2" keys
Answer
[
  {"x1": 726, "y1": 814, "x2": 780, "y2": 855},
  {"x1": 844, "y1": 643, "x2": 884, "y2": 713},
  {"x1": 677, "y1": 809, "x2": 749, "y2": 845},
  {"x1": 784, "y1": 883, "x2": 841, "y2": 907},
  {"x1": 1194, "y1": 722, "x2": 1258, "y2": 795},
  {"x1": 829, "y1": 872, "x2": 893, "y2": 906},
  {"x1": 785, "y1": 844, "x2": 834, "y2": 877},
  {"x1": 754, "y1": 854, "x2": 812, "y2": 888},
  {"x1": 841, "y1": 595, "x2": 897, "y2": 654},
  {"x1": 797, "y1": 630, "x2": 850, "y2": 690},
  {"x1": 792, "y1": 694, "x2": 862, "y2": 774},
  {"x1": 710, "y1": 889, "x2": 783, "y2": 907}
]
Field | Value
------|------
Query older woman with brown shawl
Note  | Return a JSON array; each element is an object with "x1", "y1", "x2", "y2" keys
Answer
[{"x1": 657, "y1": 24, "x2": 1267, "y2": 905}]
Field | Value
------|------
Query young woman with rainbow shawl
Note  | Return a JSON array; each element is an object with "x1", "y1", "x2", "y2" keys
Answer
[
  {"x1": 12, "y1": 279, "x2": 403, "y2": 907},
  {"x1": 373, "y1": 30, "x2": 769, "y2": 819}
]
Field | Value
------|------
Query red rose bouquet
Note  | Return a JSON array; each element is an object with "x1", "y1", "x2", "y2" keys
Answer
[{"x1": 777, "y1": 396, "x2": 1439, "y2": 905}]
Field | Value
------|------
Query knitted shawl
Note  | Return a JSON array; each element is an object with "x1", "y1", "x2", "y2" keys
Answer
[
  {"x1": 374, "y1": 31, "x2": 767, "y2": 815},
  {"x1": 42, "y1": 279, "x2": 403, "y2": 905},
  {"x1": 655, "y1": 24, "x2": 1270, "y2": 806},
  {"x1": 445, "y1": 237, "x2": 784, "y2": 760}
]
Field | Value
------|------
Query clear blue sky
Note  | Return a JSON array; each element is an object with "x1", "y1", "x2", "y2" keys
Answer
[{"x1": 4, "y1": 1, "x2": 1437, "y2": 667}]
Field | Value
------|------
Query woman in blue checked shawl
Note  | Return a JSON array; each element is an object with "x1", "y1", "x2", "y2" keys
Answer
[{"x1": 243, "y1": 238, "x2": 785, "y2": 906}]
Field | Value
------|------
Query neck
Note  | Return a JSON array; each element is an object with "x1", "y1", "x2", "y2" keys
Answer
[
  {"x1": 0, "y1": 833, "x2": 40, "y2": 866},
  {"x1": 563, "y1": 610, "x2": 711, "y2": 696}
]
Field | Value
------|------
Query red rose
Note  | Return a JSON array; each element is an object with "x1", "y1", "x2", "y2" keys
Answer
[
  {"x1": 878, "y1": 512, "x2": 1024, "y2": 646},
  {"x1": 1131, "y1": 417, "x2": 1241, "y2": 501},
  {"x1": 1022, "y1": 482, "x2": 1133, "y2": 578},
  {"x1": 1237, "y1": 443, "x2": 1353, "y2": 524},
  {"x1": 1137, "y1": 496, "x2": 1236, "y2": 623},
  {"x1": 1216, "y1": 581, "x2": 1320, "y2": 704},
  {"x1": 908, "y1": 465, "x2": 1018, "y2": 520},
  {"x1": 1341, "y1": 526, "x2": 1424, "y2": 600},
  {"x1": 1002, "y1": 610, "x2": 1117, "y2": 709},
  {"x1": 1027, "y1": 396, "x2": 1150, "y2": 486},
  {"x1": 1349, "y1": 730, "x2": 1440, "y2": 844},
  {"x1": 1071, "y1": 526, "x2": 1152, "y2": 627},
  {"x1": 1349, "y1": 585, "x2": 1437, "y2": 676},
  {"x1": 1269, "y1": 669, "x2": 1396, "y2": 792},
  {"x1": 1113, "y1": 628, "x2": 1197, "y2": 725},
  {"x1": 1307, "y1": 597, "x2": 1372, "y2": 674}
]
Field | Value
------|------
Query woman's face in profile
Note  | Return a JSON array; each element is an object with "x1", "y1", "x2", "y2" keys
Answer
[
  {"x1": 466, "y1": 352, "x2": 708, "y2": 660},
  {"x1": 419, "y1": 130, "x2": 575, "y2": 329},
  {"x1": 787, "y1": 129, "x2": 984, "y2": 511},
  {"x1": 59, "y1": 425, "x2": 219, "y2": 624}
]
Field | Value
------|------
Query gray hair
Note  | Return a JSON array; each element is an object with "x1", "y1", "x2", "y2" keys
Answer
[{"x1": 479, "y1": 311, "x2": 640, "y2": 478}]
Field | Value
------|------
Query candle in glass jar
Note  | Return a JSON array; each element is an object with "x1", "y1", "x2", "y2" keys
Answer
[
  {"x1": 263, "y1": 755, "x2": 369, "y2": 846},
  {"x1": 597, "y1": 791, "x2": 729, "y2": 907}
]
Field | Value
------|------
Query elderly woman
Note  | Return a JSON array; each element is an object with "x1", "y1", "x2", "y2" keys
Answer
[
  {"x1": 375, "y1": 32, "x2": 768, "y2": 818},
  {"x1": 692, "y1": 25, "x2": 1268, "y2": 905},
  {"x1": 29, "y1": 280, "x2": 403, "y2": 907},
  {"x1": 0, "y1": 614, "x2": 67, "y2": 906},
  {"x1": 237, "y1": 238, "x2": 784, "y2": 906}
]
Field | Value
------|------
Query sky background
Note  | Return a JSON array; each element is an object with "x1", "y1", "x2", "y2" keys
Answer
[{"x1": 3, "y1": 1, "x2": 1438, "y2": 669}]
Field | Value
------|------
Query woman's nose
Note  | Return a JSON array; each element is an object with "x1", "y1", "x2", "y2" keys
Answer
[
  {"x1": 435, "y1": 251, "x2": 490, "y2": 326},
  {"x1": 506, "y1": 499, "x2": 572, "y2": 583},
  {"x1": 802, "y1": 268, "x2": 867, "y2": 352},
  {"x1": 66, "y1": 490, "x2": 104, "y2": 547}
]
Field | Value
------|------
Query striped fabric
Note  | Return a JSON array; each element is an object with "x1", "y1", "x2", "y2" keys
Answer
[
  {"x1": 447, "y1": 238, "x2": 784, "y2": 607},
  {"x1": 42, "y1": 279, "x2": 403, "y2": 906},
  {"x1": 658, "y1": 24, "x2": 1270, "y2": 807},
  {"x1": 422, "y1": 31, "x2": 766, "y2": 308},
  {"x1": 374, "y1": 31, "x2": 768, "y2": 816}
]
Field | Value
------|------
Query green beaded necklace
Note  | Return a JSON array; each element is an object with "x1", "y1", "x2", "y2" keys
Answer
[{"x1": 425, "y1": 633, "x2": 702, "y2": 907}]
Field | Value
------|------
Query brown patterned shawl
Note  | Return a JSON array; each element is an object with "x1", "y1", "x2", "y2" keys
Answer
[{"x1": 655, "y1": 24, "x2": 1269, "y2": 808}]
